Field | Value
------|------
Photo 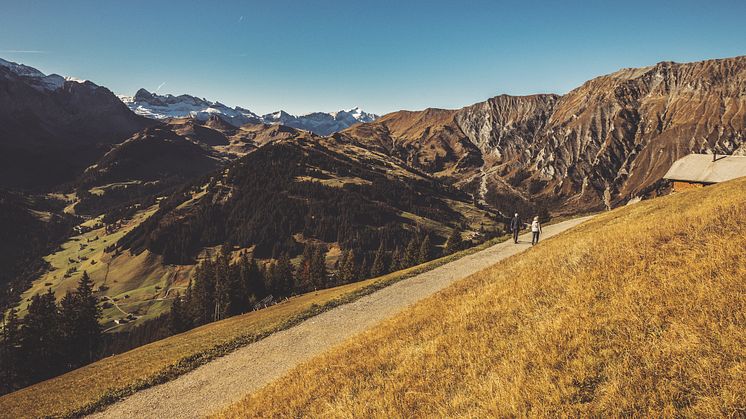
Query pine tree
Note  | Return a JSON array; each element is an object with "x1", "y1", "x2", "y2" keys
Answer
[
  {"x1": 213, "y1": 251, "x2": 232, "y2": 321},
  {"x1": 21, "y1": 289, "x2": 62, "y2": 383},
  {"x1": 296, "y1": 244, "x2": 315, "y2": 291},
  {"x1": 418, "y1": 234, "x2": 433, "y2": 264},
  {"x1": 169, "y1": 292, "x2": 192, "y2": 334},
  {"x1": 1, "y1": 309, "x2": 21, "y2": 393},
  {"x1": 243, "y1": 256, "x2": 265, "y2": 299},
  {"x1": 274, "y1": 253, "x2": 294, "y2": 296},
  {"x1": 390, "y1": 247, "x2": 403, "y2": 272},
  {"x1": 60, "y1": 272, "x2": 103, "y2": 368},
  {"x1": 74, "y1": 272, "x2": 102, "y2": 364},
  {"x1": 338, "y1": 249, "x2": 357, "y2": 284},
  {"x1": 359, "y1": 256, "x2": 369, "y2": 280},
  {"x1": 403, "y1": 235, "x2": 420, "y2": 267},
  {"x1": 370, "y1": 242, "x2": 387, "y2": 277},
  {"x1": 311, "y1": 245, "x2": 328, "y2": 288},
  {"x1": 191, "y1": 259, "x2": 217, "y2": 326},
  {"x1": 445, "y1": 228, "x2": 464, "y2": 254}
]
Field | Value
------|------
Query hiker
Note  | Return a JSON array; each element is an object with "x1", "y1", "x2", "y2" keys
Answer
[
  {"x1": 531, "y1": 216, "x2": 542, "y2": 245},
  {"x1": 510, "y1": 213, "x2": 521, "y2": 244}
]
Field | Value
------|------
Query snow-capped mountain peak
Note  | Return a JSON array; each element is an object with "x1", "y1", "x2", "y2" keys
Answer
[
  {"x1": 120, "y1": 88, "x2": 379, "y2": 135},
  {"x1": 119, "y1": 89, "x2": 261, "y2": 127},
  {"x1": 0, "y1": 57, "x2": 91, "y2": 92}
]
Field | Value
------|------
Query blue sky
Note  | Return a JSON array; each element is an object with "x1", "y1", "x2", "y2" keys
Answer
[{"x1": 1, "y1": 0, "x2": 745, "y2": 115}]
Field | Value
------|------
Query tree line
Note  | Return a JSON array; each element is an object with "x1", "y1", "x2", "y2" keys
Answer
[
  {"x1": 0, "y1": 272, "x2": 101, "y2": 395},
  {"x1": 0, "y1": 221, "x2": 481, "y2": 396},
  {"x1": 168, "y1": 228, "x2": 468, "y2": 335},
  {"x1": 118, "y1": 141, "x2": 467, "y2": 265}
]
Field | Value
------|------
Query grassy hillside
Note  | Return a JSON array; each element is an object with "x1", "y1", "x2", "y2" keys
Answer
[
  {"x1": 0, "y1": 234, "x2": 509, "y2": 418},
  {"x1": 218, "y1": 177, "x2": 746, "y2": 417},
  {"x1": 15, "y1": 205, "x2": 191, "y2": 329}
]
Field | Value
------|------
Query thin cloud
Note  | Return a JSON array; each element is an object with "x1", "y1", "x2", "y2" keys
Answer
[
  {"x1": 156, "y1": 81, "x2": 167, "y2": 92},
  {"x1": 0, "y1": 50, "x2": 48, "y2": 54}
]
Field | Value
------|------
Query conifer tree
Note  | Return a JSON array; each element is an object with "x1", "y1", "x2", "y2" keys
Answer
[
  {"x1": 390, "y1": 247, "x2": 403, "y2": 272},
  {"x1": 418, "y1": 234, "x2": 433, "y2": 264},
  {"x1": 445, "y1": 228, "x2": 464, "y2": 254},
  {"x1": 359, "y1": 255, "x2": 369, "y2": 280},
  {"x1": 274, "y1": 253, "x2": 294, "y2": 296},
  {"x1": 338, "y1": 249, "x2": 357, "y2": 284},
  {"x1": 192, "y1": 259, "x2": 217, "y2": 325},
  {"x1": 296, "y1": 244, "x2": 315, "y2": 291},
  {"x1": 311, "y1": 245, "x2": 328, "y2": 288},
  {"x1": 370, "y1": 242, "x2": 387, "y2": 277},
  {"x1": 21, "y1": 289, "x2": 62, "y2": 383},
  {"x1": 75, "y1": 271, "x2": 102, "y2": 363},
  {"x1": 243, "y1": 256, "x2": 265, "y2": 299},
  {"x1": 403, "y1": 235, "x2": 420, "y2": 267},
  {"x1": 169, "y1": 292, "x2": 192, "y2": 334},
  {"x1": 1, "y1": 309, "x2": 21, "y2": 393},
  {"x1": 213, "y1": 251, "x2": 232, "y2": 321},
  {"x1": 60, "y1": 271, "x2": 102, "y2": 367}
]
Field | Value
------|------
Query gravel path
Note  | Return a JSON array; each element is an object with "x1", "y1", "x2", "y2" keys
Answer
[{"x1": 90, "y1": 216, "x2": 593, "y2": 419}]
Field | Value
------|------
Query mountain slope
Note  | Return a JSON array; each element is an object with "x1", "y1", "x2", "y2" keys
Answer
[
  {"x1": 79, "y1": 126, "x2": 222, "y2": 188},
  {"x1": 0, "y1": 58, "x2": 153, "y2": 189},
  {"x1": 344, "y1": 56, "x2": 746, "y2": 213},
  {"x1": 0, "y1": 190, "x2": 75, "y2": 307},
  {"x1": 222, "y1": 176, "x2": 746, "y2": 418},
  {"x1": 118, "y1": 132, "x2": 498, "y2": 264}
]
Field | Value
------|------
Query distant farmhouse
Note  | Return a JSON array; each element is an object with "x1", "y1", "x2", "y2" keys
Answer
[{"x1": 664, "y1": 154, "x2": 746, "y2": 192}]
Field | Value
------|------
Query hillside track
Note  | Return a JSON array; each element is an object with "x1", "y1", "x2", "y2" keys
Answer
[{"x1": 90, "y1": 216, "x2": 594, "y2": 419}]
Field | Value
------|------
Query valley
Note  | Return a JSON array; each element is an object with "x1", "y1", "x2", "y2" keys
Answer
[{"x1": 0, "y1": 53, "x2": 744, "y2": 411}]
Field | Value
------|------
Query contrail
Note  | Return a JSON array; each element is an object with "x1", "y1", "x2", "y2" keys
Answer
[
  {"x1": 156, "y1": 81, "x2": 167, "y2": 92},
  {"x1": 0, "y1": 50, "x2": 47, "y2": 54}
]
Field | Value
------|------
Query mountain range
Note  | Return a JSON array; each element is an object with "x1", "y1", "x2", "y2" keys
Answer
[
  {"x1": 344, "y1": 57, "x2": 746, "y2": 213},
  {"x1": 1, "y1": 54, "x2": 745, "y2": 338},
  {"x1": 120, "y1": 88, "x2": 378, "y2": 136}
]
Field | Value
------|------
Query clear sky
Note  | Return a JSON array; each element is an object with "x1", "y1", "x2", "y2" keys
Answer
[{"x1": 1, "y1": 0, "x2": 745, "y2": 115}]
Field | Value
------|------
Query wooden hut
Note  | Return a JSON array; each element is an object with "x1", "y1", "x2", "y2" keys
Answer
[{"x1": 664, "y1": 154, "x2": 746, "y2": 192}]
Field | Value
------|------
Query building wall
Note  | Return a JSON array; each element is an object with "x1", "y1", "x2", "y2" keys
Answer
[{"x1": 672, "y1": 181, "x2": 706, "y2": 192}]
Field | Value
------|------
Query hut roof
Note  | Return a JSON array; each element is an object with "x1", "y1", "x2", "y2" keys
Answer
[{"x1": 664, "y1": 154, "x2": 746, "y2": 184}]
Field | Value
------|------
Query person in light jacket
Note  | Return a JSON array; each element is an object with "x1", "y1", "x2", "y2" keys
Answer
[
  {"x1": 510, "y1": 213, "x2": 521, "y2": 244},
  {"x1": 531, "y1": 216, "x2": 542, "y2": 245}
]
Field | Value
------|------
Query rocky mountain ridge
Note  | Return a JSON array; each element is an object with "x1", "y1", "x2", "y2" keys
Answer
[
  {"x1": 0, "y1": 58, "x2": 153, "y2": 189},
  {"x1": 344, "y1": 56, "x2": 746, "y2": 213},
  {"x1": 120, "y1": 88, "x2": 378, "y2": 135}
]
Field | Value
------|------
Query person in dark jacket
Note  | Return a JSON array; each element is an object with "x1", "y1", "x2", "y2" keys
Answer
[{"x1": 510, "y1": 213, "x2": 521, "y2": 244}]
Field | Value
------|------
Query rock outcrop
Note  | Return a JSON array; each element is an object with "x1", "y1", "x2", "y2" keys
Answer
[{"x1": 344, "y1": 56, "x2": 746, "y2": 213}]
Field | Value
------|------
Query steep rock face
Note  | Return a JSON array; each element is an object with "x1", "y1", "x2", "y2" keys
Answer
[
  {"x1": 346, "y1": 56, "x2": 746, "y2": 212},
  {"x1": 0, "y1": 58, "x2": 153, "y2": 188},
  {"x1": 528, "y1": 58, "x2": 746, "y2": 208},
  {"x1": 455, "y1": 94, "x2": 559, "y2": 162},
  {"x1": 342, "y1": 108, "x2": 482, "y2": 176}
]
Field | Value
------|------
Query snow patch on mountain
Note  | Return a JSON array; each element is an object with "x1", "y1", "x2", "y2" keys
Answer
[
  {"x1": 120, "y1": 88, "x2": 378, "y2": 135},
  {"x1": 0, "y1": 57, "x2": 93, "y2": 92},
  {"x1": 119, "y1": 89, "x2": 262, "y2": 127}
]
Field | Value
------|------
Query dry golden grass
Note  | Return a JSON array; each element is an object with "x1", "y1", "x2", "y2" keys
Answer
[
  {"x1": 0, "y1": 234, "x2": 508, "y2": 418},
  {"x1": 218, "y1": 177, "x2": 746, "y2": 418}
]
